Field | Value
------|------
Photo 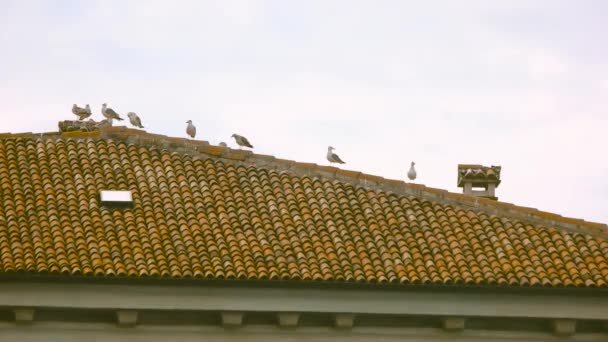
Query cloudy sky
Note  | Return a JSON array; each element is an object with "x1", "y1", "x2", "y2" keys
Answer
[{"x1": 1, "y1": 1, "x2": 606, "y2": 224}]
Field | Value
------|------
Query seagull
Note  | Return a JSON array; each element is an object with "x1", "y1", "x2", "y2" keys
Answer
[
  {"x1": 72, "y1": 104, "x2": 92, "y2": 120},
  {"x1": 99, "y1": 118, "x2": 113, "y2": 128},
  {"x1": 219, "y1": 142, "x2": 228, "y2": 147},
  {"x1": 127, "y1": 112, "x2": 144, "y2": 128},
  {"x1": 326, "y1": 146, "x2": 345, "y2": 164},
  {"x1": 407, "y1": 161, "x2": 417, "y2": 181},
  {"x1": 101, "y1": 103, "x2": 124, "y2": 121},
  {"x1": 231, "y1": 133, "x2": 253, "y2": 149},
  {"x1": 186, "y1": 120, "x2": 196, "y2": 138}
]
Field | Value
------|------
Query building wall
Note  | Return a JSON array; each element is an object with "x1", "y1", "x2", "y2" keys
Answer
[
  {"x1": 2, "y1": 323, "x2": 606, "y2": 342},
  {"x1": 0, "y1": 281, "x2": 607, "y2": 340}
]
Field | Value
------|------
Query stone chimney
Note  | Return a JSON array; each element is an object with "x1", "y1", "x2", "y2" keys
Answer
[{"x1": 457, "y1": 164, "x2": 501, "y2": 200}]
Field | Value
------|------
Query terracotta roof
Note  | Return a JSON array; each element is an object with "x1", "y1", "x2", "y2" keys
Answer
[{"x1": 0, "y1": 127, "x2": 607, "y2": 288}]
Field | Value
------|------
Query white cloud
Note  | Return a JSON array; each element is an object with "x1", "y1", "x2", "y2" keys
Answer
[
  {"x1": 527, "y1": 50, "x2": 568, "y2": 80},
  {"x1": 0, "y1": 1, "x2": 607, "y2": 224}
]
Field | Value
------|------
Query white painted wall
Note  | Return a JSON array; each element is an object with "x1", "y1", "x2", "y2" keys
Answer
[
  {"x1": 1, "y1": 282, "x2": 607, "y2": 320},
  {"x1": 1, "y1": 323, "x2": 606, "y2": 342},
  {"x1": 1, "y1": 281, "x2": 606, "y2": 340}
]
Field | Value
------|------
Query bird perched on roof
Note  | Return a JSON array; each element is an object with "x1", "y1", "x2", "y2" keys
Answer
[
  {"x1": 127, "y1": 112, "x2": 144, "y2": 128},
  {"x1": 231, "y1": 133, "x2": 253, "y2": 149},
  {"x1": 186, "y1": 120, "x2": 196, "y2": 138},
  {"x1": 72, "y1": 104, "x2": 92, "y2": 120},
  {"x1": 326, "y1": 146, "x2": 345, "y2": 164},
  {"x1": 99, "y1": 118, "x2": 113, "y2": 128},
  {"x1": 219, "y1": 142, "x2": 228, "y2": 147},
  {"x1": 407, "y1": 161, "x2": 417, "y2": 181},
  {"x1": 101, "y1": 103, "x2": 124, "y2": 121}
]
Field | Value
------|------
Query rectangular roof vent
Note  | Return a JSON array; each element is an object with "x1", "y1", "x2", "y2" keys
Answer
[{"x1": 100, "y1": 190, "x2": 133, "y2": 205}]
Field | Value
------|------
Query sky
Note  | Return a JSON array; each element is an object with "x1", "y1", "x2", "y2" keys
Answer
[{"x1": 0, "y1": 0, "x2": 607, "y2": 224}]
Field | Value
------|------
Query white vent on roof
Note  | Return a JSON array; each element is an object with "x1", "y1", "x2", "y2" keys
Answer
[{"x1": 100, "y1": 190, "x2": 133, "y2": 204}]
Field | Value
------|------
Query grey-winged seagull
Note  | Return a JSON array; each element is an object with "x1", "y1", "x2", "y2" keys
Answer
[
  {"x1": 407, "y1": 161, "x2": 417, "y2": 181},
  {"x1": 326, "y1": 146, "x2": 345, "y2": 164},
  {"x1": 72, "y1": 104, "x2": 92, "y2": 120},
  {"x1": 127, "y1": 112, "x2": 144, "y2": 128},
  {"x1": 231, "y1": 133, "x2": 253, "y2": 149},
  {"x1": 186, "y1": 120, "x2": 196, "y2": 138},
  {"x1": 99, "y1": 118, "x2": 113, "y2": 128},
  {"x1": 101, "y1": 103, "x2": 124, "y2": 121}
]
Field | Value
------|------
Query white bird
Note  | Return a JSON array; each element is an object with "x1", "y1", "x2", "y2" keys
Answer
[
  {"x1": 186, "y1": 120, "x2": 196, "y2": 138},
  {"x1": 127, "y1": 112, "x2": 144, "y2": 128},
  {"x1": 99, "y1": 118, "x2": 113, "y2": 128},
  {"x1": 407, "y1": 161, "x2": 417, "y2": 181},
  {"x1": 231, "y1": 133, "x2": 253, "y2": 148},
  {"x1": 326, "y1": 146, "x2": 345, "y2": 164},
  {"x1": 219, "y1": 142, "x2": 228, "y2": 147},
  {"x1": 101, "y1": 103, "x2": 124, "y2": 121},
  {"x1": 72, "y1": 104, "x2": 92, "y2": 120}
]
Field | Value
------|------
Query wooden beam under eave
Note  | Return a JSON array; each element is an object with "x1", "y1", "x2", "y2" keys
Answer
[
  {"x1": 13, "y1": 308, "x2": 35, "y2": 324},
  {"x1": 277, "y1": 312, "x2": 300, "y2": 328},
  {"x1": 221, "y1": 311, "x2": 244, "y2": 328},
  {"x1": 442, "y1": 317, "x2": 466, "y2": 332},
  {"x1": 116, "y1": 309, "x2": 138, "y2": 328},
  {"x1": 333, "y1": 313, "x2": 355, "y2": 329},
  {"x1": 553, "y1": 319, "x2": 576, "y2": 336}
]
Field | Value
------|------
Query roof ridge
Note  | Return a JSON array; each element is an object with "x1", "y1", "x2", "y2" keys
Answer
[{"x1": 1, "y1": 127, "x2": 607, "y2": 239}]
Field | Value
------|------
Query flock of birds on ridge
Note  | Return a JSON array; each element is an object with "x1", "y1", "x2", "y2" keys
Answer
[{"x1": 72, "y1": 103, "x2": 418, "y2": 181}]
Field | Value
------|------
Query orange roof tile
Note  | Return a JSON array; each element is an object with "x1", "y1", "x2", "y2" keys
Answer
[{"x1": 0, "y1": 127, "x2": 607, "y2": 288}]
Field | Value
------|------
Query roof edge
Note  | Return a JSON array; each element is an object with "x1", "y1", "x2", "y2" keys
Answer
[
  {"x1": 2, "y1": 273, "x2": 608, "y2": 295},
  {"x1": 1, "y1": 127, "x2": 607, "y2": 239}
]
